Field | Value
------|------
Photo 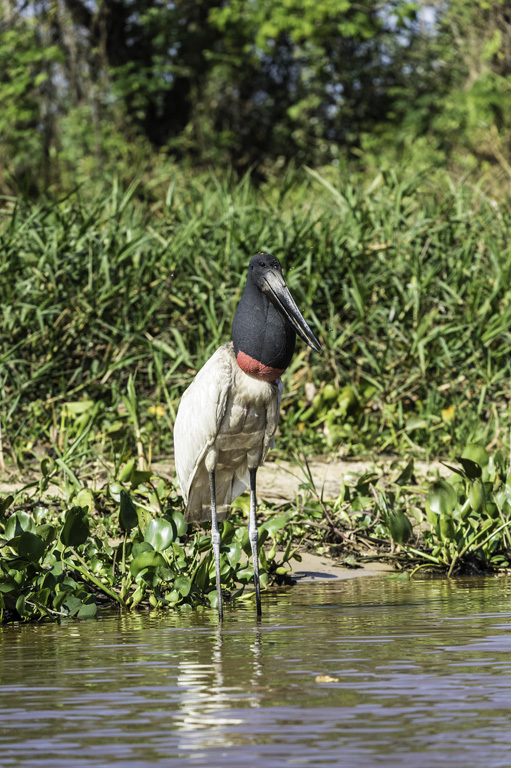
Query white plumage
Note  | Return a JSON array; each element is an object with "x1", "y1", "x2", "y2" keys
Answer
[
  {"x1": 174, "y1": 343, "x2": 283, "y2": 523},
  {"x1": 173, "y1": 252, "x2": 321, "y2": 619}
]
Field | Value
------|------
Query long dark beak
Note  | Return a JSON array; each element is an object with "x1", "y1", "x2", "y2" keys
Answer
[{"x1": 263, "y1": 271, "x2": 322, "y2": 353}]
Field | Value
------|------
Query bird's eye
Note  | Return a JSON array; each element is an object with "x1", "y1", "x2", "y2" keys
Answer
[{"x1": 259, "y1": 261, "x2": 266, "y2": 268}]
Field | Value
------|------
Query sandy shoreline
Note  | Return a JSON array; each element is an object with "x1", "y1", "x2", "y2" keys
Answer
[
  {"x1": 288, "y1": 550, "x2": 395, "y2": 582},
  {"x1": 0, "y1": 457, "x2": 427, "y2": 584}
]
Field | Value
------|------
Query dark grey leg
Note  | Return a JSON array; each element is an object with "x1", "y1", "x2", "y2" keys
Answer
[
  {"x1": 248, "y1": 467, "x2": 262, "y2": 616},
  {"x1": 209, "y1": 470, "x2": 223, "y2": 621}
]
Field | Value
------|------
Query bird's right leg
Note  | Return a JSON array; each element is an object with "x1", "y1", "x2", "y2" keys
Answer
[
  {"x1": 248, "y1": 467, "x2": 262, "y2": 617},
  {"x1": 208, "y1": 468, "x2": 224, "y2": 621}
]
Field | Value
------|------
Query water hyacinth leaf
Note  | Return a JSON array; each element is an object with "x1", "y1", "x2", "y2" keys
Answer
[
  {"x1": 53, "y1": 591, "x2": 71, "y2": 612},
  {"x1": 457, "y1": 499, "x2": 473, "y2": 522},
  {"x1": 131, "y1": 540, "x2": 154, "y2": 558},
  {"x1": 130, "y1": 586, "x2": 145, "y2": 607},
  {"x1": 261, "y1": 514, "x2": 289, "y2": 538},
  {"x1": 237, "y1": 566, "x2": 255, "y2": 583},
  {"x1": 215, "y1": 556, "x2": 232, "y2": 578},
  {"x1": 2, "y1": 554, "x2": 30, "y2": 572},
  {"x1": 238, "y1": 527, "x2": 268, "y2": 555},
  {"x1": 5, "y1": 511, "x2": 36, "y2": 539},
  {"x1": 130, "y1": 469, "x2": 153, "y2": 489},
  {"x1": 486, "y1": 501, "x2": 499, "y2": 519},
  {"x1": 258, "y1": 547, "x2": 269, "y2": 569},
  {"x1": 63, "y1": 595, "x2": 84, "y2": 616},
  {"x1": 4, "y1": 516, "x2": 17, "y2": 539},
  {"x1": 77, "y1": 602, "x2": 97, "y2": 619},
  {"x1": 426, "y1": 479, "x2": 457, "y2": 519},
  {"x1": 74, "y1": 488, "x2": 94, "y2": 511},
  {"x1": 119, "y1": 458, "x2": 136, "y2": 483},
  {"x1": 33, "y1": 587, "x2": 51, "y2": 607},
  {"x1": 461, "y1": 444, "x2": 490, "y2": 468},
  {"x1": 0, "y1": 494, "x2": 14, "y2": 515},
  {"x1": 50, "y1": 561, "x2": 64, "y2": 578},
  {"x1": 170, "y1": 510, "x2": 188, "y2": 538},
  {"x1": 192, "y1": 557, "x2": 210, "y2": 591},
  {"x1": 231, "y1": 494, "x2": 250, "y2": 515},
  {"x1": 456, "y1": 456, "x2": 482, "y2": 480},
  {"x1": 395, "y1": 459, "x2": 414, "y2": 486},
  {"x1": 281, "y1": 537, "x2": 297, "y2": 564},
  {"x1": 468, "y1": 480, "x2": 485, "y2": 512},
  {"x1": 439, "y1": 516, "x2": 456, "y2": 542},
  {"x1": 258, "y1": 529, "x2": 269, "y2": 551},
  {"x1": 386, "y1": 510, "x2": 413, "y2": 545},
  {"x1": 88, "y1": 555, "x2": 106, "y2": 574},
  {"x1": 119, "y1": 490, "x2": 139, "y2": 532},
  {"x1": 239, "y1": 529, "x2": 251, "y2": 556},
  {"x1": 266, "y1": 540, "x2": 276, "y2": 561},
  {"x1": 225, "y1": 540, "x2": 242, "y2": 567},
  {"x1": 61, "y1": 506, "x2": 90, "y2": 547},
  {"x1": 144, "y1": 519, "x2": 175, "y2": 551},
  {"x1": 170, "y1": 546, "x2": 185, "y2": 572},
  {"x1": 351, "y1": 495, "x2": 373, "y2": 511},
  {"x1": 155, "y1": 566, "x2": 175, "y2": 581},
  {"x1": 130, "y1": 550, "x2": 166, "y2": 577},
  {"x1": 33, "y1": 506, "x2": 49, "y2": 524},
  {"x1": 15, "y1": 595, "x2": 27, "y2": 617},
  {"x1": 195, "y1": 534, "x2": 213, "y2": 554},
  {"x1": 494, "y1": 488, "x2": 511, "y2": 515},
  {"x1": 174, "y1": 575, "x2": 191, "y2": 596},
  {"x1": 354, "y1": 472, "x2": 379, "y2": 493},
  {"x1": 109, "y1": 483, "x2": 123, "y2": 502},
  {"x1": 220, "y1": 520, "x2": 236, "y2": 542},
  {"x1": 17, "y1": 532, "x2": 45, "y2": 562},
  {"x1": 0, "y1": 577, "x2": 19, "y2": 594}
]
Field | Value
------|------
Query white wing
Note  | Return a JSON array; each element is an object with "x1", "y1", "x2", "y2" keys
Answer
[
  {"x1": 263, "y1": 377, "x2": 283, "y2": 459},
  {"x1": 173, "y1": 344, "x2": 234, "y2": 521},
  {"x1": 174, "y1": 343, "x2": 284, "y2": 523}
]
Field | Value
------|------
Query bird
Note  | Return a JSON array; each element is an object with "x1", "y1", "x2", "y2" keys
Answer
[{"x1": 173, "y1": 252, "x2": 321, "y2": 619}]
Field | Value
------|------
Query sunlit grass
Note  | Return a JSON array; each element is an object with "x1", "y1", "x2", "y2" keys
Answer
[
  {"x1": 2, "y1": 167, "x2": 511, "y2": 621},
  {"x1": 1, "y1": 168, "x2": 511, "y2": 467}
]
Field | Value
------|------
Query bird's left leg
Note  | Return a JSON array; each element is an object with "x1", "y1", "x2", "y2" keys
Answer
[
  {"x1": 248, "y1": 467, "x2": 262, "y2": 617},
  {"x1": 209, "y1": 470, "x2": 224, "y2": 621},
  {"x1": 206, "y1": 449, "x2": 223, "y2": 621}
]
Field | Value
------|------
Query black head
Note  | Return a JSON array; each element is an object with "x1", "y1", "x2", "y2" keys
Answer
[
  {"x1": 247, "y1": 252, "x2": 283, "y2": 288},
  {"x1": 248, "y1": 252, "x2": 321, "y2": 354},
  {"x1": 232, "y1": 252, "x2": 321, "y2": 381}
]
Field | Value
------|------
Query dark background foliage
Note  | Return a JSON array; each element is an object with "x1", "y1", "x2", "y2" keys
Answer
[
  {"x1": 2, "y1": 1, "x2": 511, "y2": 192},
  {"x1": 4, "y1": 1, "x2": 511, "y2": 623}
]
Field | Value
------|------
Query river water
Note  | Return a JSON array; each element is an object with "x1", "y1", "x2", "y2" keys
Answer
[{"x1": 2, "y1": 575, "x2": 511, "y2": 767}]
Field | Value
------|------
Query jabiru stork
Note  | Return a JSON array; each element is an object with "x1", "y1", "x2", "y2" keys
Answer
[{"x1": 174, "y1": 252, "x2": 321, "y2": 619}]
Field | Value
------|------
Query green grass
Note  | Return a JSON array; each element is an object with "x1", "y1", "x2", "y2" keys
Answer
[
  {"x1": 2, "y1": 168, "x2": 511, "y2": 461},
  {"x1": 2, "y1": 166, "x2": 511, "y2": 622}
]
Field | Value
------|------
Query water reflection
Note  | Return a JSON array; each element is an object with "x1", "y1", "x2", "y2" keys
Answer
[
  {"x1": 177, "y1": 628, "x2": 247, "y2": 735},
  {"x1": 1, "y1": 576, "x2": 511, "y2": 766}
]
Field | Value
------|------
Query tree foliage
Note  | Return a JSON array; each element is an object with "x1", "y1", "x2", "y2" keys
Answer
[{"x1": 2, "y1": 0, "x2": 511, "y2": 192}]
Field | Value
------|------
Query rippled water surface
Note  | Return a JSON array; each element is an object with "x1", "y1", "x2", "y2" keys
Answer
[{"x1": 2, "y1": 575, "x2": 511, "y2": 767}]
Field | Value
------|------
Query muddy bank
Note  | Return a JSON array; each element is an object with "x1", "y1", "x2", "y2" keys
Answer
[
  {"x1": 0, "y1": 455, "x2": 447, "y2": 504},
  {"x1": 288, "y1": 550, "x2": 395, "y2": 582}
]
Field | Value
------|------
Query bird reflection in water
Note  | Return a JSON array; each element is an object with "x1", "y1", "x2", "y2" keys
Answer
[{"x1": 174, "y1": 626, "x2": 263, "y2": 748}]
